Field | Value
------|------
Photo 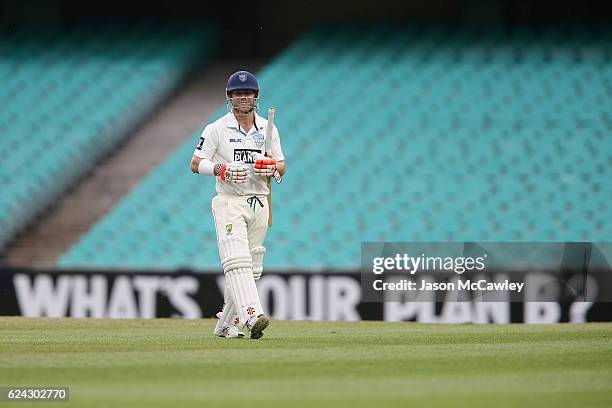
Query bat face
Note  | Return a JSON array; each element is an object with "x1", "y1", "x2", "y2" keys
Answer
[
  {"x1": 266, "y1": 107, "x2": 275, "y2": 142},
  {"x1": 266, "y1": 107, "x2": 282, "y2": 184},
  {"x1": 266, "y1": 107, "x2": 277, "y2": 227}
]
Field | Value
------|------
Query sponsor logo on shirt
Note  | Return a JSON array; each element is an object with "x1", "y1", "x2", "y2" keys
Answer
[
  {"x1": 229, "y1": 138, "x2": 242, "y2": 143},
  {"x1": 234, "y1": 148, "x2": 261, "y2": 163}
]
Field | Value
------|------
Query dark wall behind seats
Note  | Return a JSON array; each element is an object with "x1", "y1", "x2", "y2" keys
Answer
[{"x1": 1, "y1": 0, "x2": 611, "y2": 58}]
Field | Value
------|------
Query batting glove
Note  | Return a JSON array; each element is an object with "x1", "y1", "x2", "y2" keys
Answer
[
  {"x1": 217, "y1": 162, "x2": 248, "y2": 183},
  {"x1": 253, "y1": 155, "x2": 276, "y2": 177}
]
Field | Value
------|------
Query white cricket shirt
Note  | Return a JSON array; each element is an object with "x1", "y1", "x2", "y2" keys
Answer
[{"x1": 193, "y1": 112, "x2": 285, "y2": 196}]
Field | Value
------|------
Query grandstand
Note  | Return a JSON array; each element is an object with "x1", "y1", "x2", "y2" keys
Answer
[
  {"x1": 54, "y1": 24, "x2": 611, "y2": 271},
  {"x1": 2, "y1": 4, "x2": 612, "y2": 406},
  {"x1": 0, "y1": 21, "x2": 218, "y2": 254}
]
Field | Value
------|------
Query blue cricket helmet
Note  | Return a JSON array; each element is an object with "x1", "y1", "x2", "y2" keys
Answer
[{"x1": 226, "y1": 70, "x2": 259, "y2": 95}]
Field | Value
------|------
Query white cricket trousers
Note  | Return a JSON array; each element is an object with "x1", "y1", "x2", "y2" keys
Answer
[
  {"x1": 211, "y1": 193, "x2": 269, "y2": 327},
  {"x1": 211, "y1": 193, "x2": 269, "y2": 255}
]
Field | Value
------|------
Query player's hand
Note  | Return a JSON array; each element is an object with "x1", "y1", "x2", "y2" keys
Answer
[
  {"x1": 252, "y1": 152, "x2": 276, "y2": 177},
  {"x1": 219, "y1": 162, "x2": 248, "y2": 183}
]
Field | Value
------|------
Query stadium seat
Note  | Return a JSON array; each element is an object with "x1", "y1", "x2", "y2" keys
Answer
[
  {"x1": 0, "y1": 22, "x2": 218, "y2": 251},
  {"x1": 60, "y1": 25, "x2": 612, "y2": 270}
]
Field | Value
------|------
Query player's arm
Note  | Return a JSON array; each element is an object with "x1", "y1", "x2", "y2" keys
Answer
[
  {"x1": 190, "y1": 127, "x2": 247, "y2": 183},
  {"x1": 276, "y1": 159, "x2": 286, "y2": 176},
  {"x1": 269, "y1": 126, "x2": 286, "y2": 176},
  {"x1": 190, "y1": 155, "x2": 204, "y2": 174},
  {"x1": 190, "y1": 155, "x2": 213, "y2": 174},
  {"x1": 189, "y1": 126, "x2": 219, "y2": 176},
  {"x1": 190, "y1": 126, "x2": 216, "y2": 173},
  {"x1": 191, "y1": 155, "x2": 246, "y2": 183}
]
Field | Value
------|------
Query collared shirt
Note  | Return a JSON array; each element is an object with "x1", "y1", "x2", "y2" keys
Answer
[{"x1": 193, "y1": 112, "x2": 285, "y2": 196}]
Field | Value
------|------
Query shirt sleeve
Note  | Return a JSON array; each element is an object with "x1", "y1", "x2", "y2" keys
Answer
[
  {"x1": 270, "y1": 125, "x2": 285, "y2": 161},
  {"x1": 193, "y1": 125, "x2": 218, "y2": 160}
]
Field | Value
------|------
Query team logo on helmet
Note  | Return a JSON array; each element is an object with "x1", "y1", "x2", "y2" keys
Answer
[
  {"x1": 226, "y1": 224, "x2": 233, "y2": 235},
  {"x1": 238, "y1": 73, "x2": 247, "y2": 82}
]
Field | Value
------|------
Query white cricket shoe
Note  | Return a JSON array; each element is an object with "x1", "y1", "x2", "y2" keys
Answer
[
  {"x1": 214, "y1": 312, "x2": 245, "y2": 338},
  {"x1": 247, "y1": 314, "x2": 270, "y2": 339},
  {"x1": 225, "y1": 326, "x2": 245, "y2": 338},
  {"x1": 214, "y1": 324, "x2": 245, "y2": 338}
]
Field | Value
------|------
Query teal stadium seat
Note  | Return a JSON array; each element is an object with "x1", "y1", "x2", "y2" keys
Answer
[
  {"x1": 60, "y1": 24, "x2": 612, "y2": 271},
  {"x1": 0, "y1": 22, "x2": 218, "y2": 250}
]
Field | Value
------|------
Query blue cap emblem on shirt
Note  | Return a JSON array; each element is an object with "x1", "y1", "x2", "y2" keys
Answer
[{"x1": 253, "y1": 133, "x2": 265, "y2": 148}]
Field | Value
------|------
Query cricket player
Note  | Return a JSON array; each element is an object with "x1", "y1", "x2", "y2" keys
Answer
[{"x1": 190, "y1": 70, "x2": 285, "y2": 339}]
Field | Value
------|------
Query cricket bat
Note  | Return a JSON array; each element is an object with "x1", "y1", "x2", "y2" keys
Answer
[{"x1": 265, "y1": 107, "x2": 282, "y2": 227}]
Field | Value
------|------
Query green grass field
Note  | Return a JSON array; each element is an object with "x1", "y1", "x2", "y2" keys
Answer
[{"x1": 1, "y1": 318, "x2": 611, "y2": 407}]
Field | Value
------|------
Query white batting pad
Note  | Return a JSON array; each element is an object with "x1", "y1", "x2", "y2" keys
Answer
[
  {"x1": 250, "y1": 246, "x2": 266, "y2": 280},
  {"x1": 219, "y1": 235, "x2": 251, "y2": 273},
  {"x1": 219, "y1": 281, "x2": 240, "y2": 328},
  {"x1": 225, "y1": 267, "x2": 264, "y2": 327}
]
